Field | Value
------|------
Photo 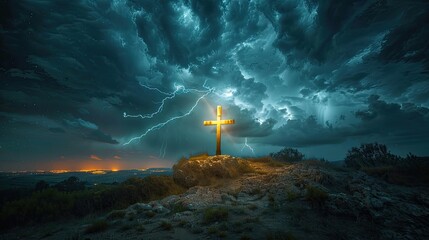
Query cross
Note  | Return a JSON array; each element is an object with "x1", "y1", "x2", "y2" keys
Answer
[{"x1": 203, "y1": 105, "x2": 235, "y2": 155}]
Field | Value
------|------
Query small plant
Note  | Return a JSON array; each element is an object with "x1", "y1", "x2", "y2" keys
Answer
[
  {"x1": 240, "y1": 235, "x2": 252, "y2": 240},
  {"x1": 266, "y1": 230, "x2": 296, "y2": 240},
  {"x1": 145, "y1": 210, "x2": 156, "y2": 218},
  {"x1": 136, "y1": 224, "x2": 145, "y2": 232},
  {"x1": 248, "y1": 204, "x2": 258, "y2": 211},
  {"x1": 171, "y1": 202, "x2": 189, "y2": 213},
  {"x1": 218, "y1": 230, "x2": 227, "y2": 238},
  {"x1": 177, "y1": 219, "x2": 188, "y2": 227},
  {"x1": 119, "y1": 223, "x2": 133, "y2": 232},
  {"x1": 244, "y1": 216, "x2": 259, "y2": 223},
  {"x1": 305, "y1": 185, "x2": 328, "y2": 208},
  {"x1": 203, "y1": 207, "x2": 229, "y2": 224},
  {"x1": 160, "y1": 220, "x2": 172, "y2": 230},
  {"x1": 107, "y1": 210, "x2": 126, "y2": 220},
  {"x1": 286, "y1": 190, "x2": 299, "y2": 201},
  {"x1": 85, "y1": 220, "x2": 109, "y2": 234},
  {"x1": 127, "y1": 212, "x2": 136, "y2": 221},
  {"x1": 207, "y1": 226, "x2": 218, "y2": 234}
]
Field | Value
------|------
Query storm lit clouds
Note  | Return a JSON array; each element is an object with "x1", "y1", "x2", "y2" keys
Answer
[{"x1": 0, "y1": 0, "x2": 428, "y2": 170}]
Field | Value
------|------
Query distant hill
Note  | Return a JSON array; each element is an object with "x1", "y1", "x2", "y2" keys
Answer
[{"x1": 0, "y1": 168, "x2": 172, "y2": 190}]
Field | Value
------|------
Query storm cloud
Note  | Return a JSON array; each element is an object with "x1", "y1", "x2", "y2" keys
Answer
[{"x1": 1, "y1": 0, "x2": 428, "y2": 170}]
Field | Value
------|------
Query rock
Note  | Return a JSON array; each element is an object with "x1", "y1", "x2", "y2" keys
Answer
[{"x1": 132, "y1": 203, "x2": 152, "y2": 211}]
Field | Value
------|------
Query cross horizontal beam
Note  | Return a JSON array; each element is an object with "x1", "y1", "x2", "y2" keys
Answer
[{"x1": 203, "y1": 119, "x2": 235, "y2": 125}]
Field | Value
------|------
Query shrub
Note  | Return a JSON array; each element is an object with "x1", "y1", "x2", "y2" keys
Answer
[
  {"x1": 203, "y1": 207, "x2": 229, "y2": 224},
  {"x1": 266, "y1": 231, "x2": 296, "y2": 240},
  {"x1": 85, "y1": 220, "x2": 109, "y2": 234},
  {"x1": 171, "y1": 202, "x2": 189, "y2": 213},
  {"x1": 55, "y1": 176, "x2": 85, "y2": 192},
  {"x1": 305, "y1": 185, "x2": 328, "y2": 208},
  {"x1": 145, "y1": 211, "x2": 156, "y2": 218},
  {"x1": 344, "y1": 143, "x2": 399, "y2": 169},
  {"x1": 35, "y1": 180, "x2": 49, "y2": 191},
  {"x1": 286, "y1": 190, "x2": 299, "y2": 201},
  {"x1": 107, "y1": 210, "x2": 126, "y2": 220},
  {"x1": 160, "y1": 220, "x2": 172, "y2": 230},
  {"x1": 270, "y1": 148, "x2": 304, "y2": 162},
  {"x1": 136, "y1": 224, "x2": 145, "y2": 232}
]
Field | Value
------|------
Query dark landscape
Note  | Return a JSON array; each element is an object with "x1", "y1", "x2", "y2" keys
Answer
[{"x1": 1, "y1": 145, "x2": 428, "y2": 239}]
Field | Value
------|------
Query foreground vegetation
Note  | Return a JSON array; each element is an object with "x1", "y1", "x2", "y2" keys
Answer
[
  {"x1": 0, "y1": 175, "x2": 185, "y2": 230},
  {"x1": 344, "y1": 143, "x2": 429, "y2": 185},
  {"x1": 1, "y1": 143, "x2": 427, "y2": 231}
]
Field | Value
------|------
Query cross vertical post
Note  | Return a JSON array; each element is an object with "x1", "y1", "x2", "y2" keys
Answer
[
  {"x1": 216, "y1": 105, "x2": 222, "y2": 155},
  {"x1": 204, "y1": 105, "x2": 235, "y2": 155}
]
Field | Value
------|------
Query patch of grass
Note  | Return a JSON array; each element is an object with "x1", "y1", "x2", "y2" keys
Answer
[
  {"x1": 305, "y1": 185, "x2": 328, "y2": 208},
  {"x1": 106, "y1": 210, "x2": 126, "y2": 220},
  {"x1": 160, "y1": 220, "x2": 172, "y2": 231},
  {"x1": 118, "y1": 223, "x2": 133, "y2": 232},
  {"x1": 240, "y1": 235, "x2": 252, "y2": 240},
  {"x1": 207, "y1": 226, "x2": 218, "y2": 234},
  {"x1": 85, "y1": 220, "x2": 109, "y2": 234},
  {"x1": 250, "y1": 188, "x2": 262, "y2": 195},
  {"x1": 268, "y1": 194, "x2": 278, "y2": 208},
  {"x1": 177, "y1": 219, "x2": 188, "y2": 227},
  {"x1": 248, "y1": 204, "x2": 258, "y2": 211},
  {"x1": 145, "y1": 210, "x2": 156, "y2": 218},
  {"x1": 244, "y1": 216, "x2": 259, "y2": 223},
  {"x1": 135, "y1": 224, "x2": 145, "y2": 232},
  {"x1": 127, "y1": 212, "x2": 136, "y2": 221},
  {"x1": 286, "y1": 190, "x2": 299, "y2": 201},
  {"x1": 266, "y1": 230, "x2": 296, "y2": 240},
  {"x1": 191, "y1": 226, "x2": 203, "y2": 234},
  {"x1": 171, "y1": 202, "x2": 189, "y2": 213},
  {"x1": 203, "y1": 207, "x2": 229, "y2": 224},
  {"x1": 231, "y1": 207, "x2": 246, "y2": 215},
  {"x1": 218, "y1": 231, "x2": 227, "y2": 238}
]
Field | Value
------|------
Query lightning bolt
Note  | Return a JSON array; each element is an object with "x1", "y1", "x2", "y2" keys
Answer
[
  {"x1": 123, "y1": 81, "x2": 214, "y2": 145},
  {"x1": 159, "y1": 136, "x2": 167, "y2": 158},
  {"x1": 241, "y1": 137, "x2": 255, "y2": 156}
]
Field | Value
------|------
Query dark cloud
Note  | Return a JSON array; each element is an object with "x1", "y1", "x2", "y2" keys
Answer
[
  {"x1": 353, "y1": 95, "x2": 429, "y2": 143},
  {"x1": 83, "y1": 130, "x2": 119, "y2": 144},
  {"x1": 1, "y1": 0, "x2": 428, "y2": 170},
  {"x1": 263, "y1": 115, "x2": 350, "y2": 147},
  {"x1": 48, "y1": 127, "x2": 66, "y2": 133},
  {"x1": 226, "y1": 105, "x2": 276, "y2": 138}
]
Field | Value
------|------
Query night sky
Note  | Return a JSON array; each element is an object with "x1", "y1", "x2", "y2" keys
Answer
[{"x1": 1, "y1": 0, "x2": 429, "y2": 171}]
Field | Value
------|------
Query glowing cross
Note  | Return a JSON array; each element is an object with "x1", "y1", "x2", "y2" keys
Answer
[{"x1": 203, "y1": 105, "x2": 235, "y2": 155}]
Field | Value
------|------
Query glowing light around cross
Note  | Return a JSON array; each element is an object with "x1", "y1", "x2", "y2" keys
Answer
[
  {"x1": 123, "y1": 81, "x2": 214, "y2": 145},
  {"x1": 203, "y1": 105, "x2": 235, "y2": 155},
  {"x1": 241, "y1": 137, "x2": 255, "y2": 156}
]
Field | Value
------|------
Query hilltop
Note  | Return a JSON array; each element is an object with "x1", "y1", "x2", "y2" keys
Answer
[{"x1": 1, "y1": 154, "x2": 428, "y2": 239}]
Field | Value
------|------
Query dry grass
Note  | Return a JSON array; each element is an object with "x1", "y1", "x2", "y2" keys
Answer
[
  {"x1": 203, "y1": 207, "x2": 229, "y2": 224},
  {"x1": 85, "y1": 220, "x2": 109, "y2": 234}
]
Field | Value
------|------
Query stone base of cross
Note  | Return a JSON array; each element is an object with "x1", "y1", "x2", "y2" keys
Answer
[{"x1": 203, "y1": 105, "x2": 235, "y2": 155}]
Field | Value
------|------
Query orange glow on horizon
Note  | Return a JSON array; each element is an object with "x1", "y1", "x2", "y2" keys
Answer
[{"x1": 43, "y1": 156, "x2": 174, "y2": 172}]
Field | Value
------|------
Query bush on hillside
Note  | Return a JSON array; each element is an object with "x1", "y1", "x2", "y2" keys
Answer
[
  {"x1": 270, "y1": 147, "x2": 304, "y2": 162},
  {"x1": 344, "y1": 142, "x2": 400, "y2": 169}
]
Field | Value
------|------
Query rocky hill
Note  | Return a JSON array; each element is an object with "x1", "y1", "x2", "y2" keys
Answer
[{"x1": 1, "y1": 155, "x2": 428, "y2": 239}]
